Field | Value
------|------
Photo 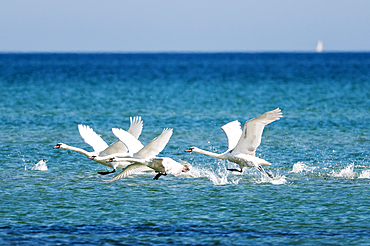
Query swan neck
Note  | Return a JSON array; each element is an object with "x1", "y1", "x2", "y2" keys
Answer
[
  {"x1": 193, "y1": 148, "x2": 222, "y2": 159},
  {"x1": 63, "y1": 145, "x2": 91, "y2": 157}
]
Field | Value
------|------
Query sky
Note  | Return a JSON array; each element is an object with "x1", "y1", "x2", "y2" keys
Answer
[{"x1": 1, "y1": 0, "x2": 369, "y2": 52}]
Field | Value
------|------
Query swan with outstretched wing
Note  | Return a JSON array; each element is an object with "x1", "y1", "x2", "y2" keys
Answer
[{"x1": 186, "y1": 108, "x2": 283, "y2": 178}]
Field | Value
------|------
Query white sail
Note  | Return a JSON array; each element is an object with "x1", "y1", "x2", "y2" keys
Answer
[{"x1": 316, "y1": 40, "x2": 323, "y2": 53}]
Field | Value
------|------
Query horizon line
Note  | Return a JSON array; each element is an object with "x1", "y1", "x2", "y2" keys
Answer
[{"x1": 1, "y1": 50, "x2": 370, "y2": 54}]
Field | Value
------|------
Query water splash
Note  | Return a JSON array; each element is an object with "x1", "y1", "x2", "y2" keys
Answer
[
  {"x1": 31, "y1": 160, "x2": 48, "y2": 171},
  {"x1": 187, "y1": 166, "x2": 234, "y2": 185},
  {"x1": 331, "y1": 163, "x2": 354, "y2": 178},
  {"x1": 185, "y1": 161, "x2": 242, "y2": 185},
  {"x1": 202, "y1": 168, "x2": 230, "y2": 185},
  {"x1": 358, "y1": 170, "x2": 370, "y2": 179},
  {"x1": 258, "y1": 172, "x2": 287, "y2": 185},
  {"x1": 187, "y1": 162, "x2": 285, "y2": 185},
  {"x1": 291, "y1": 162, "x2": 316, "y2": 173}
]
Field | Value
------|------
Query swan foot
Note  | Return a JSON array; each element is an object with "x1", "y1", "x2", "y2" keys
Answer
[
  {"x1": 227, "y1": 168, "x2": 243, "y2": 173},
  {"x1": 98, "y1": 169, "x2": 116, "y2": 175},
  {"x1": 153, "y1": 172, "x2": 167, "y2": 180},
  {"x1": 265, "y1": 172, "x2": 273, "y2": 178},
  {"x1": 257, "y1": 166, "x2": 273, "y2": 178}
]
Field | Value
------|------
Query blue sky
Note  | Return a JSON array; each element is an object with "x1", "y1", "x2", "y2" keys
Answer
[{"x1": 1, "y1": 0, "x2": 369, "y2": 52}]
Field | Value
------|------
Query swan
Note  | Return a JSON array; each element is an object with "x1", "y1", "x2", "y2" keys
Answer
[
  {"x1": 107, "y1": 157, "x2": 190, "y2": 182},
  {"x1": 53, "y1": 116, "x2": 143, "y2": 174},
  {"x1": 86, "y1": 126, "x2": 173, "y2": 176},
  {"x1": 88, "y1": 125, "x2": 146, "y2": 163},
  {"x1": 185, "y1": 108, "x2": 283, "y2": 178},
  {"x1": 105, "y1": 127, "x2": 190, "y2": 181}
]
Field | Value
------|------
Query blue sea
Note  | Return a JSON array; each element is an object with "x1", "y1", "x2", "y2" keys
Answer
[{"x1": 0, "y1": 53, "x2": 369, "y2": 245}]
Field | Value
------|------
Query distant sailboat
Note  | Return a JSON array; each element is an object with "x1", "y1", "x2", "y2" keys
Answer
[{"x1": 316, "y1": 40, "x2": 323, "y2": 53}]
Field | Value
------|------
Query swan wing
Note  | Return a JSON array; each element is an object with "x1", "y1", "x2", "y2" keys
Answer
[
  {"x1": 127, "y1": 116, "x2": 143, "y2": 139},
  {"x1": 112, "y1": 128, "x2": 144, "y2": 154},
  {"x1": 221, "y1": 120, "x2": 242, "y2": 151},
  {"x1": 78, "y1": 124, "x2": 109, "y2": 153},
  {"x1": 99, "y1": 116, "x2": 142, "y2": 156},
  {"x1": 98, "y1": 140, "x2": 128, "y2": 157},
  {"x1": 134, "y1": 128, "x2": 173, "y2": 159},
  {"x1": 109, "y1": 164, "x2": 151, "y2": 182},
  {"x1": 233, "y1": 108, "x2": 282, "y2": 155}
]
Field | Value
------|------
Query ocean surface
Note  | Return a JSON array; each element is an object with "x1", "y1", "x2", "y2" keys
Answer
[{"x1": 0, "y1": 52, "x2": 369, "y2": 245}]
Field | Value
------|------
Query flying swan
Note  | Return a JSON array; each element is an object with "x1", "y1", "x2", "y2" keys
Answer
[
  {"x1": 185, "y1": 108, "x2": 283, "y2": 178},
  {"x1": 53, "y1": 116, "x2": 143, "y2": 174},
  {"x1": 107, "y1": 157, "x2": 190, "y2": 182},
  {"x1": 107, "y1": 128, "x2": 190, "y2": 181}
]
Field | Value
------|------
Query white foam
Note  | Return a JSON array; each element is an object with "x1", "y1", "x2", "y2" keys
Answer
[
  {"x1": 358, "y1": 170, "x2": 370, "y2": 179},
  {"x1": 291, "y1": 162, "x2": 316, "y2": 173},
  {"x1": 31, "y1": 160, "x2": 48, "y2": 171},
  {"x1": 331, "y1": 163, "x2": 354, "y2": 178}
]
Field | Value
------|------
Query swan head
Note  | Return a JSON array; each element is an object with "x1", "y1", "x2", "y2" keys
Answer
[
  {"x1": 185, "y1": 147, "x2": 201, "y2": 153},
  {"x1": 106, "y1": 157, "x2": 115, "y2": 163},
  {"x1": 53, "y1": 143, "x2": 66, "y2": 149},
  {"x1": 89, "y1": 156, "x2": 96, "y2": 160},
  {"x1": 185, "y1": 147, "x2": 195, "y2": 152},
  {"x1": 182, "y1": 164, "x2": 190, "y2": 173}
]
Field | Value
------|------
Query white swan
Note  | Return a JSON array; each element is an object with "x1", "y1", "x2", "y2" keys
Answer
[
  {"x1": 53, "y1": 116, "x2": 143, "y2": 174},
  {"x1": 107, "y1": 157, "x2": 190, "y2": 182},
  {"x1": 185, "y1": 108, "x2": 283, "y2": 177},
  {"x1": 86, "y1": 125, "x2": 150, "y2": 164},
  {"x1": 106, "y1": 128, "x2": 190, "y2": 181}
]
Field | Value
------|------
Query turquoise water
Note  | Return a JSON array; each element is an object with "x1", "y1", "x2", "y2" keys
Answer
[{"x1": 1, "y1": 53, "x2": 370, "y2": 245}]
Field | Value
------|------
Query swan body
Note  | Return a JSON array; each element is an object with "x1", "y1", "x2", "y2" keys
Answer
[
  {"x1": 108, "y1": 157, "x2": 190, "y2": 182},
  {"x1": 54, "y1": 116, "x2": 143, "y2": 173},
  {"x1": 106, "y1": 127, "x2": 190, "y2": 181},
  {"x1": 186, "y1": 108, "x2": 283, "y2": 177}
]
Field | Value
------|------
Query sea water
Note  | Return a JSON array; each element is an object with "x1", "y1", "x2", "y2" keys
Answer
[{"x1": 0, "y1": 53, "x2": 370, "y2": 245}]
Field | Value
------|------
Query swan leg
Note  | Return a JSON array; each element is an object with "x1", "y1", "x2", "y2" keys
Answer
[
  {"x1": 98, "y1": 169, "x2": 116, "y2": 175},
  {"x1": 153, "y1": 172, "x2": 167, "y2": 180},
  {"x1": 257, "y1": 166, "x2": 273, "y2": 178},
  {"x1": 227, "y1": 168, "x2": 243, "y2": 173}
]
